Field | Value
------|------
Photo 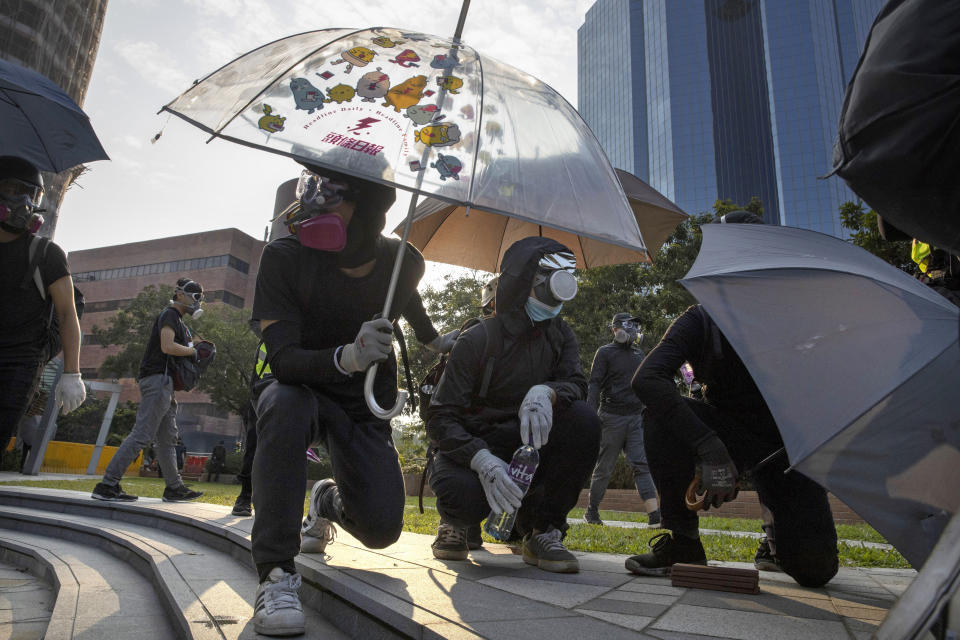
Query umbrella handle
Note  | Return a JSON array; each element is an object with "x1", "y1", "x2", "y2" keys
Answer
[
  {"x1": 364, "y1": 363, "x2": 409, "y2": 420},
  {"x1": 685, "y1": 477, "x2": 706, "y2": 511}
]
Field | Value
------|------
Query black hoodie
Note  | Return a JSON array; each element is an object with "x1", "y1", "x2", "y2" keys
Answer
[{"x1": 426, "y1": 237, "x2": 588, "y2": 465}]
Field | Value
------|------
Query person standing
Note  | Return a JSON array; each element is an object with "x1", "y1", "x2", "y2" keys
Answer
[
  {"x1": 91, "y1": 278, "x2": 208, "y2": 503},
  {"x1": 209, "y1": 440, "x2": 227, "y2": 482},
  {"x1": 0, "y1": 156, "x2": 86, "y2": 449},
  {"x1": 584, "y1": 313, "x2": 660, "y2": 527},
  {"x1": 175, "y1": 438, "x2": 188, "y2": 472}
]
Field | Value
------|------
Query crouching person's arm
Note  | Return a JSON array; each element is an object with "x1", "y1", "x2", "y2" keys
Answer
[{"x1": 541, "y1": 321, "x2": 588, "y2": 405}]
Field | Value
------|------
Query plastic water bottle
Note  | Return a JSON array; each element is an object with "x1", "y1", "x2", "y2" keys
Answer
[{"x1": 483, "y1": 445, "x2": 540, "y2": 541}]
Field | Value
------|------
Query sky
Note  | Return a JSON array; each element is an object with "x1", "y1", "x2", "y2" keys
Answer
[{"x1": 55, "y1": 0, "x2": 596, "y2": 261}]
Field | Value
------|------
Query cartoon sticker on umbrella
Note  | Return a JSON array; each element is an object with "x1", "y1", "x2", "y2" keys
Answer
[
  {"x1": 388, "y1": 49, "x2": 421, "y2": 67},
  {"x1": 257, "y1": 104, "x2": 285, "y2": 132},
  {"x1": 431, "y1": 154, "x2": 462, "y2": 180},
  {"x1": 332, "y1": 46, "x2": 377, "y2": 73},
  {"x1": 382, "y1": 75, "x2": 427, "y2": 112},
  {"x1": 356, "y1": 69, "x2": 390, "y2": 102},
  {"x1": 405, "y1": 104, "x2": 443, "y2": 125},
  {"x1": 290, "y1": 78, "x2": 324, "y2": 114},
  {"x1": 430, "y1": 52, "x2": 460, "y2": 69},
  {"x1": 325, "y1": 84, "x2": 355, "y2": 104},
  {"x1": 372, "y1": 35, "x2": 402, "y2": 48},
  {"x1": 436, "y1": 76, "x2": 463, "y2": 94},
  {"x1": 414, "y1": 122, "x2": 461, "y2": 147}
]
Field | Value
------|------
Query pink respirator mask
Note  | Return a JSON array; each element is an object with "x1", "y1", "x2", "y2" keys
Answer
[
  {"x1": 285, "y1": 169, "x2": 351, "y2": 251},
  {"x1": 0, "y1": 202, "x2": 43, "y2": 233}
]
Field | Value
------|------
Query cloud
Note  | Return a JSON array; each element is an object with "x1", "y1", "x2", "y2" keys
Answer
[
  {"x1": 113, "y1": 40, "x2": 192, "y2": 94},
  {"x1": 122, "y1": 135, "x2": 144, "y2": 149}
]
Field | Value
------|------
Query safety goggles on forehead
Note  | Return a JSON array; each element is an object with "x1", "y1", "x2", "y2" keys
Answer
[
  {"x1": 0, "y1": 178, "x2": 43, "y2": 206},
  {"x1": 538, "y1": 251, "x2": 576, "y2": 271}
]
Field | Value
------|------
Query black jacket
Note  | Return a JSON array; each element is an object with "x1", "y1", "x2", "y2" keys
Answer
[
  {"x1": 632, "y1": 304, "x2": 778, "y2": 447},
  {"x1": 426, "y1": 237, "x2": 588, "y2": 466},
  {"x1": 587, "y1": 341, "x2": 645, "y2": 415}
]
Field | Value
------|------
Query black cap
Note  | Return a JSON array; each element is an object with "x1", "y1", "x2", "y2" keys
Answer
[{"x1": 611, "y1": 312, "x2": 640, "y2": 325}]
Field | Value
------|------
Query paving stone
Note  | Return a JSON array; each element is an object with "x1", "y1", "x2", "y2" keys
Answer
[
  {"x1": 834, "y1": 605, "x2": 887, "y2": 623},
  {"x1": 477, "y1": 575, "x2": 611, "y2": 608},
  {"x1": 70, "y1": 613, "x2": 177, "y2": 639},
  {"x1": 679, "y1": 589, "x2": 841, "y2": 621},
  {"x1": 646, "y1": 630, "x2": 730, "y2": 640},
  {"x1": 619, "y1": 580, "x2": 687, "y2": 597},
  {"x1": 602, "y1": 589, "x2": 678, "y2": 606},
  {"x1": 574, "y1": 607, "x2": 655, "y2": 631},
  {"x1": 342, "y1": 567, "x2": 578, "y2": 623},
  {"x1": 760, "y1": 581, "x2": 830, "y2": 600},
  {"x1": 421, "y1": 621, "x2": 486, "y2": 640},
  {"x1": 577, "y1": 595, "x2": 669, "y2": 618},
  {"x1": 470, "y1": 614, "x2": 658, "y2": 639},
  {"x1": 0, "y1": 618, "x2": 49, "y2": 638},
  {"x1": 652, "y1": 604, "x2": 850, "y2": 640}
]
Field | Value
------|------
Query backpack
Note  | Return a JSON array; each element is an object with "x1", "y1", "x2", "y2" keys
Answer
[
  {"x1": 20, "y1": 235, "x2": 85, "y2": 364},
  {"x1": 417, "y1": 316, "x2": 485, "y2": 421}
]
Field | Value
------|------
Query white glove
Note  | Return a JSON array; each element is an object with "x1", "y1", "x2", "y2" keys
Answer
[
  {"x1": 339, "y1": 318, "x2": 394, "y2": 373},
  {"x1": 519, "y1": 384, "x2": 555, "y2": 449},
  {"x1": 470, "y1": 448, "x2": 524, "y2": 514},
  {"x1": 56, "y1": 372, "x2": 87, "y2": 415},
  {"x1": 425, "y1": 329, "x2": 460, "y2": 353}
]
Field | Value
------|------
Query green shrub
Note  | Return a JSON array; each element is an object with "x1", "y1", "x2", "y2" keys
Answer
[{"x1": 204, "y1": 451, "x2": 243, "y2": 475}]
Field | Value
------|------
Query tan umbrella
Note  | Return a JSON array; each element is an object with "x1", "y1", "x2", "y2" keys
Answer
[{"x1": 397, "y1": 168, "x2": 687, "y2": 272}]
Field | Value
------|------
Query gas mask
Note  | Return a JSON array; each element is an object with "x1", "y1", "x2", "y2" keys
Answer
[
  {"x1": 526, "y1": 251, "x2": 578, "y2": 322},
  {"x1": 280, "y1": 169, "x2": 355, "y2": 251},
  {"x1": 0, "y1": 177, "x2": 44, "y2": 234},
  {"x1": 613, "y1": 319, "x2": 640, "y2": 344},
  {"x1": 176, "y1": 283, "x2": 204, "y2": 318}
]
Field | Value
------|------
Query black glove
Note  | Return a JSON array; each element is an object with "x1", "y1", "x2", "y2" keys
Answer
[{"x1": 694, "y1": 434, "x2": 739, "y2": 510}]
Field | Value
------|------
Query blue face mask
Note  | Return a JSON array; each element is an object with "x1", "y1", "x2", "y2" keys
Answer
[{"x1": 525, "y1": 296, "x2": 562, "y2": 322}]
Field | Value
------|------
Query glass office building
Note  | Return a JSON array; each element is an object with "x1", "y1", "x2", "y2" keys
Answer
[{"x1": 578, "y1": 0, "x2": 884, "y2": 236}]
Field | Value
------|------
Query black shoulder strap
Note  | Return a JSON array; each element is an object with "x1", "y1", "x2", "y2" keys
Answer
[
  {"x1": 477, "y1": 315, "x2": 503, "y2": 400},
  {"x1": 21, "y1": 235, "x2": 50, "y2": 300}
]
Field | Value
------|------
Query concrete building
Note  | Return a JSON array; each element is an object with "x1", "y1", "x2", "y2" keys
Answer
[
  {"x1": 578, "y1": 0, "x2": 884, "y2": 236},
  {"x1": 69, "y1": 229, "x2": 266, "y2": 451},
  {"x1": 0, "y1": 0, "x2": 110, "y2": 233}
]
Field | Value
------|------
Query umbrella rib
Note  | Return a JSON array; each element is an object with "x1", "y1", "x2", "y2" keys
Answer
[
  {"x1": 466, "y1": 53, "x2": 485, "y2": 207},
  {"x1": 200, "y1": 27, "x2": 377, "y2": 141}
]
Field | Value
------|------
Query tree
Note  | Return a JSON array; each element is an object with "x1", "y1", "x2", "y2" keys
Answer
[
  {"x1": 93, "y1": 285, "x2": 174, "y2": 378},
  {"x1": 839, "y1": 201, "x2": 915, "y2": 274},
  {"x1": 55, "y1": 396, "x2": 139, "y2": 445},
  {"x1": 93, "y1": 286, "x2": 260, "y2": 416}
]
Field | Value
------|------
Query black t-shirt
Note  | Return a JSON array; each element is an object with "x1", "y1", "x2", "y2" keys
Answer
[
  {"x1": 139, "y1": 307, "x2": 191, "y2": 380},
  {"x1": 252, "y1": 236, "x2": 436, "y2": 418},
  {"x1": 0, "y1": 232, "x2": 70, "y2": 362}
]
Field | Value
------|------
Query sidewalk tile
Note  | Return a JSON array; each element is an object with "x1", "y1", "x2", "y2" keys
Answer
[
  {"x1": 679, "y1": 589, "x2": 840, "y2": 621},
  {"x1": 470, "y1": 614, "x2": 658, "y2": 639},
  {"x1": 477, "y1": 575, "x2": 611, "y2": 608},
  {"x1": 652, "y1": 604, "x2": 849, "y2": 640},
  {"x1": 647, "y1": 630, "x2": 731, "y2": 639},
  {"x1": 603, "y1": 590, "x2": 678, "y2": 606},
  {"x1": 577, "y1": 595, "x2": 669, "y2": 618},
  {"x1": 574, "y1": 608, "x2": 654, "y2": 631},
  {"x1": 620, "y1": 580, "x2": 686, "y2": 597}
]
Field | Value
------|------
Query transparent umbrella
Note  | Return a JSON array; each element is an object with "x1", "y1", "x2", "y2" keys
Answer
[{"x1": 161, "y1": 22, "x2": 639, "y2": 419}]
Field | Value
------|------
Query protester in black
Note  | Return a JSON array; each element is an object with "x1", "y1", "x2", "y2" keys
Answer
[
  {"x1": 248, "y1": 164, "x2": 454, "y2": 637},
  {"x1": 626, "y1": 212, "x2": 839, "y2": 588},
  {"x1": 426, "y1": 237, "x2": 601, "y2": 573},
  {"x1": 92, "y1": 278, "x2": 207, "y2": 503},
  {"x1": 0, "y1": 156, "x2": 85, "y2": 450},
  {"x1": 209, "y1": 440, "x2": 227, "y2": 482}
]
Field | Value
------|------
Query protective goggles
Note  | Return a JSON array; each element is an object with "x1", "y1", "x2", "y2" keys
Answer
[
  {"x1": 613, "y1": 319, "x2": 639, "y2": 330},
  {"x1": 177, "y1": 285, "x2": 204, "y2": 302},
  {"x1": 0, "y1": 178, "x2": 43, "y2": 208}
]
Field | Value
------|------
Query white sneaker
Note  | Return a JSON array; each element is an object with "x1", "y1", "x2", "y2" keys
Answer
[
  {"x1": 300, "y1": 479, "x2": 337, "y2": 554},
  {"x1": 254, "y1": 567, "x2": 305, "y2": 636}
]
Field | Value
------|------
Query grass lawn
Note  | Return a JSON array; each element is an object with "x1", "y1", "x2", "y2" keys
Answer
[{"x1": 1, "y1": 477, "x2": 910, "y2": 569}]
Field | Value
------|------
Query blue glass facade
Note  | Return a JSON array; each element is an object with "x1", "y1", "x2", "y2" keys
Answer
[{"x1": 578, "y1": 0, "x2": 884, "y2": 236}]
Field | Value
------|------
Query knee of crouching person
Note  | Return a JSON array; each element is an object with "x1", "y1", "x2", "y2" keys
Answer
[
  {"x1": 780, "y1": 548, "x2": 839, "y2": 588},
  {"x1": 354, "y1": 516, "x2": 403, "y2": 549}
]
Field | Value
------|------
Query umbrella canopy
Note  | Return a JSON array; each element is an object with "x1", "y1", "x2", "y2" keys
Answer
[
  {"x1": 0, "y1": 58, "x2": 108, "y2": 173},
  {"x1": 395, "y1": 167, "x2": 685, "y2": 272},
  {"x1": 161, "y1": 27, "x2": 641, "y2": 255},
  {"x1": 680, "y1": 224, "x2": 960, "y2": 568}
]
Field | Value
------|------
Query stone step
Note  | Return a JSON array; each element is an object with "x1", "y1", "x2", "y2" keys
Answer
[
  {"x1": 0, "y1": 497, "x2": 348, "y2": 640},
  {"x1": 0, "y1": 552, "x2": 56, "y2": 640}
]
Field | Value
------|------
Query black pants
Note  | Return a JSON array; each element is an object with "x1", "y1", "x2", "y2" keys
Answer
[
  {"x1": 429, "y1": 401, "x2": 601, "y2": 536},
  {"x1": 251, "y1": 381, "x2": 405, "y2": 572},
  {"x1": 644, "y1": 397, "x2": 839, "y2": 587},
  {"x1": 0, "y1": 360, "x2": 41, "y2": 452},
  {"x1": 237, "y1": 422, "x2": 257, "y2": 500}
]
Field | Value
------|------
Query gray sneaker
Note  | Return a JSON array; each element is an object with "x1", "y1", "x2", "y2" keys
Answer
[
  {"x1": 522, "y1": 527, "x2": 579, "y2": 573},
  {"x1": 584, "y1": 506, "x2": 604, "y2": 525},
  {"x1": 254, "y1": 567, "x2": 305, "y2": 637},
  {"x1": 432, "y1": 523, "x2": 469, "y2": 560},
  {"x1": 301, "y1": 479, "x2": 337, "y2": 554}
]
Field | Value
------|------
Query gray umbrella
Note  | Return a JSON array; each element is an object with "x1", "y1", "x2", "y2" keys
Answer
[{"x1": 680, "y1": 224, "x2": 960, "y2": 569}]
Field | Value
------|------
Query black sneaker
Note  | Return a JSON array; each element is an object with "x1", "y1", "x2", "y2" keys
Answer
[
  {"x1": 523, "y1": 526, "x2": 579, "y2": 573},
  {"x1": 647, "y1": 509, "x2": 662, "y2": 529},
  {"x1": 625, "y1": 532, "x2": 707, "y2": 576},
  {"x1": 432, "y1": 523, "x2": 468, "y2": 560},
  {"x1": 466, "y1": 523, "x2": 483, "y2": 550},
  {"x1": 754, "y1": 536, "x2": 781, "y2": 572},
  {"x1": 232, "y1": 494, "x2": 252, "y2": 517},
  {"x1": 162, "y1": 485, "x2": 204, "y2": 502},
  {"x1": 584, "y1": 507, "x2": 604, "y2": 525},
  {"x1": 91, "y1": 482, "x2": 138, "y2": 502}
]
